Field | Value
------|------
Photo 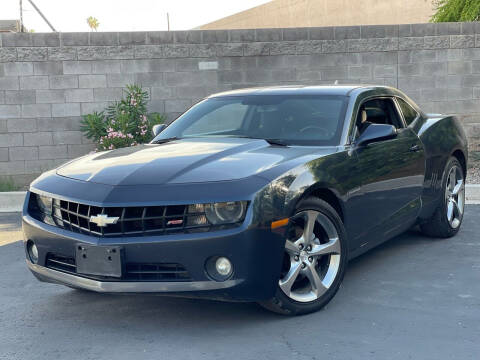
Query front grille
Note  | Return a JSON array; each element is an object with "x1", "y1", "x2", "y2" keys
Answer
[
  {"x1": 125, "y1": 263, "x2": 190, "y2": 281},
  {"x1": 45, "y1": 253, "x2": 191, "y2": 282},
  {"x1": 46, "y1": 254, "x2": 76, "y2": 273},
  {"x1": 52, "y1": 200, "x2": 211, "y2": 237}
]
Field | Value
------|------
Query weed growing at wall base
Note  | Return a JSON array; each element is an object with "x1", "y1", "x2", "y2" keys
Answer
[{"x1": 0, "y1": 178, "x2": 20, "y2": 192}]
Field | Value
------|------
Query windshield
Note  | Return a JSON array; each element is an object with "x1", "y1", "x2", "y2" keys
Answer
[{"x1": 153, "y1": 95, "x2": 348, "y2": 146}]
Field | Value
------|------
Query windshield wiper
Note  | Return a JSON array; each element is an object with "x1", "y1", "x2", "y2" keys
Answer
[
  {"x1": 151, "y1": 137, "x2": 180, "y2": 144},
  {"x1": 263, "y1": 138, "x2": 289, "y2": 146},
  {"x1": 230, "y1": 136, "x2": 289, "y2": 146}
]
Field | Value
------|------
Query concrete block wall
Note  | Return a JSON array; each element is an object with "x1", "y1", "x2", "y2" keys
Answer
[{"x1": 1, "y1": 23, "x2": 480, "y2": 186}]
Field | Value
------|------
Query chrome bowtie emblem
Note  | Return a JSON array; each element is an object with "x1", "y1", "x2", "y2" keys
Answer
[{"x1": 89, "y1": 214, "x2": 119, "y2": 227}]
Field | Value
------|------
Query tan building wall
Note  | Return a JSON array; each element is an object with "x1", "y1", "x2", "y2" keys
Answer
[{"x1": 199, "y1": 0, "x2": 435, "y2": 29}]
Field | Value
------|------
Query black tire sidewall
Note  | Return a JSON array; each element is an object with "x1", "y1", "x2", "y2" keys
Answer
[
  {"x1": 420, "y1": 156, "x2": 465, "y2": 238},
  {"x1": 440, "y1": 157, "x2": 464, "y2": 234}
]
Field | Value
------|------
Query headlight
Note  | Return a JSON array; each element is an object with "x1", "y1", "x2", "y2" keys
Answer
[
  {"x1": 204, "y1": 201, "x2": 247, "y2": 225},
  {"x1": 37, "y1": 195, "x2": 52, "y2": 214},
  {"x1": 34, "y1": 194, "x2": 55, "y2": 225},
  {"x1": 187, "y1": 204, "x2": 208, "y2": 226}
]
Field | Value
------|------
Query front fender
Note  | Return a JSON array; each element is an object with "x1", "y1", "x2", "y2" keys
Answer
[{"x1": 253, "y1": 149, "x2": 355, "y2": 224}]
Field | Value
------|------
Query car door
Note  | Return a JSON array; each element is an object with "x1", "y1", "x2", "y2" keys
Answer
[{"x1": 348, "y1": 97, "x2": 426, "y2": 247}]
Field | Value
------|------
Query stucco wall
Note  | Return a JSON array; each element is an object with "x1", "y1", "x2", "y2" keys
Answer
[
  {"x1": 0, "y1": 23, "x2": 480, "y2": 186},
  {"x1": 198, "y1": 0, "x2": 435, "y2": 30}
]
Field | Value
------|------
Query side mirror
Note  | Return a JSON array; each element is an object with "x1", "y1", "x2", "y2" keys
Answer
[
  {"x1": 152, "y1": 124, "x2": 166, "y2": 137},
  {"x1": 355, "y1": 124, "x2": 397, "y2": 147}
]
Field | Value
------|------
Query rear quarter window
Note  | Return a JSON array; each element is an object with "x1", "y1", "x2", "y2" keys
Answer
[{"x1": 397, "y1": 98, "x2": 419, "y2": 125}]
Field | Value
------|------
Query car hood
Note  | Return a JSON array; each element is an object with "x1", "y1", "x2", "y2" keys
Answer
[{"x1": 56, "y1": 138, "x2": 337, "y2": 186}]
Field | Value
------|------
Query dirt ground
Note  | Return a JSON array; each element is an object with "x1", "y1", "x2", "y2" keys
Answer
[{"x1": 467, "y1": 134, "x2": 480, "y2": 184}]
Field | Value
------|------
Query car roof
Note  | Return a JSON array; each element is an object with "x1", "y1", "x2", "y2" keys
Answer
[{"x1": 207, "y1": 85, "x2": 393, "y2": 98}]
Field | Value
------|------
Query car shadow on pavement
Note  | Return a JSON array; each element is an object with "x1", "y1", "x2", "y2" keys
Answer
[{"x1": 14, "y1": 228, "x2": 440, "y2": 332}]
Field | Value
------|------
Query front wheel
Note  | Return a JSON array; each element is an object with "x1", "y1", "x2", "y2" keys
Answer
[{"x1": 259, "y1": 198, "x2": 348, "y2": 315}]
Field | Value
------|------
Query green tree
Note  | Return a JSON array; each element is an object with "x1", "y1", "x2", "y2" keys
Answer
[{"x1": 431, "y1": 0, "x2": 480, "y2": 22}]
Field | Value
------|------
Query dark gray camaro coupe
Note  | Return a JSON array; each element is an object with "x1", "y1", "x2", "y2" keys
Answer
[{"x1": 23, "y1": 85, "x2": 467, "y2": 315}]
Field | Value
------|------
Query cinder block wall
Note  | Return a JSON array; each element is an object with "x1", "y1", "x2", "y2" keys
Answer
[{"x1": 1, "y1": 23, "x2": 480, "y2": 186}]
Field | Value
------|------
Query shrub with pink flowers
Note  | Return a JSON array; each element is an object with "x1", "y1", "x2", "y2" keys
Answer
[{"x1": 81, "y1": 84, "x2": 165, "y2": 151}]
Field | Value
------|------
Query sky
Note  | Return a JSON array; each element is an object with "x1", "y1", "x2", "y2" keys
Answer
[{"x1": 2, "y1": 0, "x2": 271, "y2": 32}]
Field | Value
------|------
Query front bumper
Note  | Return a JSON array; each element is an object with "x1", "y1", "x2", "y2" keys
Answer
[
  {"x1": 23, "y1": 212, "x2": 286, "y2": 302},
  {"x1": 27, "y1": 261, "x2": 242, "y2": 293}
]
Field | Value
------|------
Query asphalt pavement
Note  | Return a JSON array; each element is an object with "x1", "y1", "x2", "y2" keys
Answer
[{"x1": 1, "y1": 207, "x2": 479, "y2": 360}]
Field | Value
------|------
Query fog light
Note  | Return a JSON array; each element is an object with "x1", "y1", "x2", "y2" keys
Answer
[
  {"x1": 27, "y1": 241, "x2": 38, "y2": 264},
  {"x1": 215, "y1": 257, "x2": 232, "y2": 276},
  {"x1": 205, "y1": 256, "x2": 233, "y2": 281}
]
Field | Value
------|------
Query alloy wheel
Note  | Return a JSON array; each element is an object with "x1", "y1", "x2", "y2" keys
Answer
[
  {"x1": 279, "y1": 210, "x2": 341, "y2": 303},
  {"x1": 445, "y1": 165, "x2": 465, "y2": 229}
]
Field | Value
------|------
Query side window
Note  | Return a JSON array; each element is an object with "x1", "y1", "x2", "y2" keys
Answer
[
  {"x1": 355, "y1": 98, "x2": 403, "y2": 137},
  {"x1": 397, "y1": 98, "x2": 418, "y2": 125}
]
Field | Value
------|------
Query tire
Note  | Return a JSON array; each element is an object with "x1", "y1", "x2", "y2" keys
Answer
[
  {"x1": 259, "y1": 197, "x2": 348, "y2": 316},
  {"x1": 420, "y1": 156, "x2": 465, "y2": 238}
]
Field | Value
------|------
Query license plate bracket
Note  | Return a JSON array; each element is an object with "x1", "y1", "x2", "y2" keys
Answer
[{"x1": 75, "y1": 245, "x2": 123, "y2": 278}]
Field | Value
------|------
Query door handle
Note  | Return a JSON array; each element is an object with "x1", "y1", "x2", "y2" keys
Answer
[{"x1": 409, "y1": 144, "x2": 421, "y2": 152}]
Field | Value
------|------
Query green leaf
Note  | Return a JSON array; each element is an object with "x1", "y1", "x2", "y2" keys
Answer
[
  {"x1": 80, "y1": 111, "x2": 107, "y2": 142},
  {"x1": 431, "y1": 0, "x2": 480, "y2": 22},
  {"x1": 79, "y1": 84, "x2": 167, "y2": 151}
]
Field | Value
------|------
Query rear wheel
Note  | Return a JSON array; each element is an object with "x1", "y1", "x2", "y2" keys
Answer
[
  {"x1": 259, "y1": 198, "x2": 347, "y2": 315},
  {"x1": 420, "y1": 157, "x2": 465, "y2": 238}
]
